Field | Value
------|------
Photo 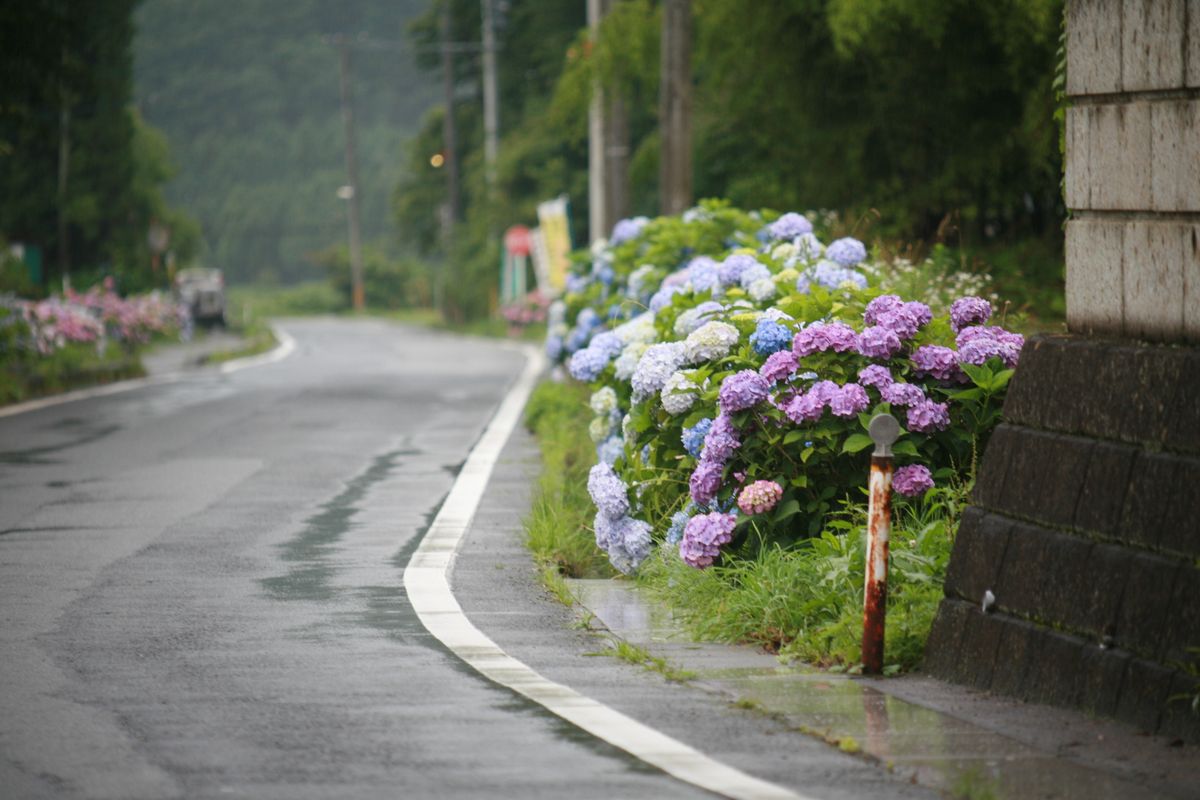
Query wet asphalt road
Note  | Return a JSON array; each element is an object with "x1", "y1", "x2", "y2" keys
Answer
[
  {"x1": 0, "y1": 319, "x2": 707, "y2": 799},
  {"x1": 0, "y1": 318, "x2": 934, "y2": 800}
]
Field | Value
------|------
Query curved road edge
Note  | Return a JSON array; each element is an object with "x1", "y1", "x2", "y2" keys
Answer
[
  {"x1": 403, "y1": 344, "x2": 812, "y2": 800},
  {"x1": 0, "y1": 322, "x2": 296, "y2": 420}
]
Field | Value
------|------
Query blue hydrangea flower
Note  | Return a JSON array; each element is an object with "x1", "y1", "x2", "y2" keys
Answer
[
  {"x1": 825, "y1": 237, "x2": 867, "y2": 266},
  {"x1": 587, "y1": 462, "x2": 629, "y2": 517},
  {"x1": 649, "y1": 285, "x2": 681, "y2": 312},
  {"x1": 597, "y1": 435, "x2": 625, "y2": 465},
  {"x1": 682, "y1": 417, "x2": 713, "y2": 458},
  {"x1": 545, "y1": 335, "x2": 563, "y2": 361},
  {"x1": 767, "y1": 212, "x2": 813, "y2": 240},
  {"x1": 568, "y1": 347, "x2": 609, "y2": 382},
  {"x1": 610, "y1": 216, "x2": 650, "y2": 245},
  {"x1": 666, "y1": 505, "x2": 697, "y2": 545},
  {"x1": 750, "y1": 317, "x2": 792, "y2": 356},
  {"x1": 738, "y1": 262, "x2": 772, "y2": 289}
]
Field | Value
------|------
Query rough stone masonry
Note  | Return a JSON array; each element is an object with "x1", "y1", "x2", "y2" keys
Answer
[{"x1": 924, "y1": 0, "x2": 1200, "y2": 743}]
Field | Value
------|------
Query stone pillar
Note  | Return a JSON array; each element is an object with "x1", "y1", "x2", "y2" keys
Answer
[{"x1": 924, "y1": 0, "x2": 1200, "y2": 743}]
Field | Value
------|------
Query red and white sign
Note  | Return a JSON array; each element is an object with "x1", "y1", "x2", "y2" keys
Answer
[{"x1": 504, "y1": 225, "x2": 532, "y2": 257}]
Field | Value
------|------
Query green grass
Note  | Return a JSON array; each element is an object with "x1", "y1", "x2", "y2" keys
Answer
[
  {"x1": 0, "y1": 341, "x2": 145, "y2": 405},
  {"x1": 523, "y1": 380, "x2": 614, "y2": 579},
  {"x1": 592, "y1": 638, "x2": 696, "y2": 683},
  {"x1": 636, "y1": 487, "x2": 964, "y2": 673},
  {"x1": 226, "y1": 281, "x2": 546, "y2": 343}
]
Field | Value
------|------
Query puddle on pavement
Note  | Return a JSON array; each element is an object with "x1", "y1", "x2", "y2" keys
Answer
[
  {"x1": 260, "y1": 449, "x2": 404, "y2": 602},
  {"x1": 569, "y1": 578, "x2": 1170, "y2": 800}
]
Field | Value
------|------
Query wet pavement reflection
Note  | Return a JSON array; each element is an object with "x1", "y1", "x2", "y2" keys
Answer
[{"x1": 569, "y1": 579, "x2": 1186, "y2": 800}]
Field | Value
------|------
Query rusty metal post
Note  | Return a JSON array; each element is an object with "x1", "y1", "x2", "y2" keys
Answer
[{"x1": 862, "y1": 413, "x2": 899, "y2": 675}]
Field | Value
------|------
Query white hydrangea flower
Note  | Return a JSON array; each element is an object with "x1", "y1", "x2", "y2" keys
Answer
[
  {"x1": 683, "y1": 321, "x2": 739, "y2": 364},
  {"x1": 614, "y1": 312, "x2": 656, "y2": 344},
  {"x1": 614, "y1": 342, "x2": 649, "y2": 380},
  {"x1": 589, "y1": 386, "x2": 618, "y2": 416},
  {"x1": 793, "y1": 232, "x2": 824, "y2": 262},
  {"x1": 660, "y1": 371, "x2": 698, "y2": 416},
  {"x1": 589, "y1": 415, "x2": 615, "y2": 443},
  {"x1": 621, "y1": 412, "x2": 635, "y2": 441},
  {"x1": 627, "y1": 264, "x2": 656, "y2": 298},
  {"x1": 748, "y1": 277, "x2": 777, "y2": 302},
  {"x1": 771, "y1": 242, "x2": 798, "y2": 261}
]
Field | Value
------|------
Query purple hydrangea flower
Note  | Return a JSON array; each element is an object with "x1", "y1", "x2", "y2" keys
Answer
[
  {"x1": 906, "y1": 399, "x2": 951, "y2": 433},
  {"x1": 587, "y1": 462, "x2": 629, "y2": 517},
  {"x1": 793, "y1": 322, "x2": 858, "y2": 357},
  {"x1": 950, "y1": 296, "x2": 992, "y2": 332},
  {"x1": 864, "y1": 295, "x2": 904, "y2": 325},
  {"x1": 688, "y1": 460, "x2": 725, "y2": 507},
  {"x1": 760, "y1": 350, "x2": 799, "y2": 382},
  {"x1": 825, "y1": 237, "x2": 868, "y2": 266},
  {"x1": 858, "y1": 364, "x2": 894, "y2": 390},
  {"x1": 956, "y1": 325, "x2": 1024, "y2": 368},
  {"x1": 679, "y1": 512, "x2": 737, "y2": 568},
  {"x1": 681, "y1": 418, "x2": 713, "y2": 458},
  {"x1": 767, "y1": 212, "x2": 813, "y2": 240},
  {"x1": 719, "y1": 370, "x2": 770, "y2": 412},
  {"x1": 881, "y1": 382, "x2": 925, "y2": 407},
  {"x1": 750, "y1": 317, "x2": 793, "y2": 356},
  {"x1": 719, "y1": 254, "x2": 760, "y2": 287},
  {"x1": 830, "y1": 383, "x2": 870, "y2": 417},
  {"x1": 857, "y1": 325, "x2": 903, "y2": 359},
  {"x1": 737, "y1": 480, "x2": 783, "y2": 515},
  {"x1": 893, "y1": 464, "x2": 935, "y2": 497},
  {"x1": 911, "y1": 345, "x2": 964, "y2": 383},
  {"x1": 701, "y1": 413, "x2": 741, "y2": 464},
  {"x1": 781, "y1": 391, "x2": 826, "y2": 423}
]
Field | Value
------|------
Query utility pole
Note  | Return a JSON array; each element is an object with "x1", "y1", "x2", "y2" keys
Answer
[
  {"x1": 658, "y1": 0, "x2": 692, "y2": 215},
  {"x1": 438, "y1": 2, "x2": 461, "y2": 315},
  {"x1": 605, "y1": 90, "x2": 630, "y2": 230},
  {"x1": 480, "y1": 0, "x2": 499, "y2": 193},
  {"x1": 57, "y1": 46, "x2": 71, "y2": 291},
  {"x1": 336, "y1": 35, "x2": 366, "y2": 311},
  {"x1": 586, "y1": 0, "x2": 607, "y2": 243}
]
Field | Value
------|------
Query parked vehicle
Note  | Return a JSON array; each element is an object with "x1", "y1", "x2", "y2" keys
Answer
[{"x1": 174, "y1": 267, "x2": 226, "y2": 326}]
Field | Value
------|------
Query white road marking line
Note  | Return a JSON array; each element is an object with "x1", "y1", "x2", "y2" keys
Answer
[
  {"x1": 403, "y1": 345, "x2": 812, "y2": 800},
  {"x1": 220, "y1": 324, "x2": 296, "y2": 374},
  {"x1": 0, "y1": 324, "x2": 295, "y2": 419}
]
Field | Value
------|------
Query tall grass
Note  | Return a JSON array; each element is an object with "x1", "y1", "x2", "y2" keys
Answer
[
  {"x1": 523, "y1": 380, "x2": 614, "y2": 579},
  {"x1": 638, "y1": 484, "x2": 968, "y2": 672}
]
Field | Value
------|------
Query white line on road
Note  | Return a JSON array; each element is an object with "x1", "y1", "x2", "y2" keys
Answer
[
  {"x1": 220, "y1": 324, "x2": 296, "y2": 374},
  {"x1": 403, "y1": 345, "x2": 811, "y2": 800},
  {"x1": 0, "y1": 323, "x2": 296, "y2": 420}
]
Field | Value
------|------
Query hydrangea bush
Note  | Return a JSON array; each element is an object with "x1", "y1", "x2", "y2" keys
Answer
[{"x1": 550, "y1": 202, "x2": 1019, "y2": 575}]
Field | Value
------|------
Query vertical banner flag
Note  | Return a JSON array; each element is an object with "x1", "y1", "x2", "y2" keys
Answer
[{"x1": 536, "y1": 195, "x2": 571, "y2": 294}]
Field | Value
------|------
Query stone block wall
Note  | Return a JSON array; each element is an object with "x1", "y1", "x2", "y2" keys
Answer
[
  {"x1": 924, "y1": 336, "x2": 1200, "y2": 741},
  {"x1": 925, "y1": 1, "x2": 1200, "y2": 742},
  {"x1": 1063, "y1": 0, "x2": 1200, "y2": 342}
]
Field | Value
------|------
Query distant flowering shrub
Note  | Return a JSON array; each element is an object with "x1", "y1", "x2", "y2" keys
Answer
[
  {"x1": 4, "y1": 280, "x2": 186, "y2": 357},
  {"x1": 547, "y1": 200, "x2": 1020, "y2": 572}
]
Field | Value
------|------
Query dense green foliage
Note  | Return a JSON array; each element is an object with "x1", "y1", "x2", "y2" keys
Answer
[
  {"x1": 0, "y1": 0, "x2": 196, "y2": 291},
  {"x1": 134, "y1": 0, "x2": 439, "y2": 284},
  {"x1": 394, "y1": 0, "x2": 1063, "y2": 323}
]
